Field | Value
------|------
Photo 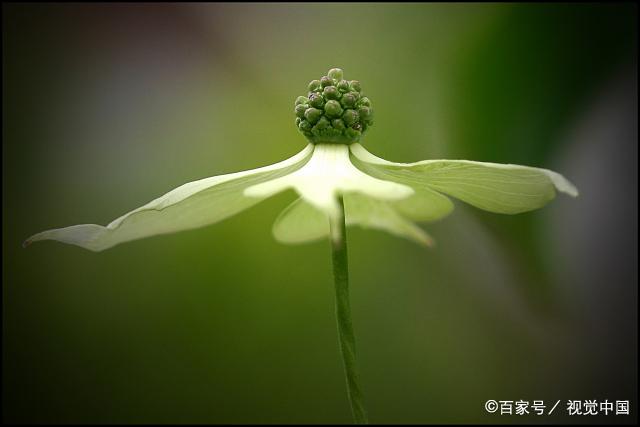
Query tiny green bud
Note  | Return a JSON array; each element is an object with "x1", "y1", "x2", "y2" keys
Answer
[
  {"x1": 295, "y1": 104, "x2": 307, "y2": 118},
  {"x1": 323, "y1": 86, "x2": 340, "y2": 100},
  {"x1": 325, "y1": 100, "x2": 343, "y2": 118},
  {"x1": 312, "y1": 117, "x2": 331, "y2": 136},
  {"x1": 340, "y1": 92, "x2": 357, "y2": 108},
  {"x1": 358, "y1": 106, "x2": 372, "y2": 120},
  {"x1": 308, "y1": 80, "x2": 321, "y2": 92},
  {"x1": 342, "y1": 109, "x2": 358, "y2": 126},
  {"x1": 337, "y1": 80, "x2": 350, "y2": 93},
  {"x1": 332, "y1": 119, "x2": 346, "y2": 130},
  {"x1": 295, "y1": 117, "x2": 302, "y2": 126},
  {"x1": 345, "y1": 127, "x2": 361, "y2": 140},
  {"x1": 295, "y1": 96, "x2": 309, "y2": 106},
  {"x1": 349, "y1": 80, "x2": 361, "y2": 92},
  {"x1": 358, "y1": 96, "x2": 371, "y2": 107},
  {"x1": 304, "y1": 107, "x2": 322, "y2": 124},
  {"x1": 320, "y1": 76, "x2": 332, "y2": 88},
  {"x1": 315, "y1": 116, "x2": 330, "y2": 129},
  {"x1": 299, "y1": 120, "x2": 312, "y2": 132},
  {"x1": 308, "y1": 93, "x2": 324, "y2": 108},
  {"x1": 328, "y1": 68, "x2": 344, "y2": 81}
]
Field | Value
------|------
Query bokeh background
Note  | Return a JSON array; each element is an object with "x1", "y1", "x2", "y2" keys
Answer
[{"x1": 3, "y1": 3, "x2": 637, "y2": 424}]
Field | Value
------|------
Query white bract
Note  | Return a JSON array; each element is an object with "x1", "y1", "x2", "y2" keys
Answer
[{"x1": 25, "y1": 142, "x2": 578, "y2": 252}]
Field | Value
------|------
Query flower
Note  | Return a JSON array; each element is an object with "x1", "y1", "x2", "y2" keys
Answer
[
  {"x1": 23, "y1": 67, "x2": 579, "y2": 425},
  {"x1": 24, "y1": 68, "x2": 578, "y2": 251}
]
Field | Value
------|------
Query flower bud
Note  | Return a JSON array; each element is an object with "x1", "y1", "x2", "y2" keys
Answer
[
  {"x1": 295, "y1": 103, "x2": 308, "y2": 118},
  {"x1": 320, "y1": 76, "x2": 333, "y2": 88},
  {"x1": 304, "y1": 107, "x2": 322, "y2": 124},
  {"x1": 315, "y1": 116, "x2": 330, "y2": 129},
  {"x1": 299, "y1": 120, "x2": 312, "y2": 132},
  {"x1": 308, "y1": 93, "x2": 324, "y2": 108},
  {"x1": 312, "y1": 117, "x2": 331, "y2": 137},
  {"x1": 340, "y1": 92, "x2": 357, "y2": 108},
  {"x1": 358, "y1": 106, "x2": 372, "y2": 121},
  {"x1": 324, "y1": 100, "x2": 343, "y2": 118},
  {"x1": 345, "y1": 127, "x2": 361, "y2": 140},
  {"x1": 323, "y1": 86, "x2": 340, "y2": 100},
  {"x1": 308, "y1": 80, "x2": 321, "y2": 92},
  {"x1": 332, "y1": 119, "x2": 346, "y2": 130},
  {"x1": 294, "y1": 68, "x2": 372, "y2": 144},
  {"x1": 328, "y1": 68, "x2": 344, "y2": 81},
  {"x1": 337, "y1": 80, "x2": 350, "y2": 93},
  {"x1": 358, "y1": 97, "x2": 371, "y2": 107},
  {"x1": 342, "y1": 109, "x2": 358, "y2": 126}
]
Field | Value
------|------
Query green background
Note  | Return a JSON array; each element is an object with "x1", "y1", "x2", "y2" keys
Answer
[{"x1": 3, "y1": 3, "x2": 637, "y2": 424}]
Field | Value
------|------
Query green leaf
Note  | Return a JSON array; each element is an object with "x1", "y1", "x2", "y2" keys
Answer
[
  {"x1": 24, "y1": 145, "x2": 314, "y2": 251},
  {"x1": 273, "y1": 194, "x2": 433, "y2": 246},
  {"x1": 350, "y1": 143, "x2": 578, "y2": 214}
]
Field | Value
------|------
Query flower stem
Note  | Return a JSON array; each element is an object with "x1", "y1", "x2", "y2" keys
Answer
[{"x1": 329, "y1": 195, "x2": 369, "y2": 424}]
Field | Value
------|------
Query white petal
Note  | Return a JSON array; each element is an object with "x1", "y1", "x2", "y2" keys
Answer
[
  {"x1": 25, "y1": 145, "x2": 314, "y2": 251},
  {"x1": 350, "y1": 143, "x2": 578, "y2": 214},
  {"x1": 345, "y1": 193, "x2": 434, "y2": 246},
  {"x1": 272, "y1": 197, "x2": 329, "y2": 244},
  {"x1": 245, "y1": 144, "x2": 414, "y2": 218},
  {"x1": 273, "y1": 194, "x2": 433, "y2": 246}
]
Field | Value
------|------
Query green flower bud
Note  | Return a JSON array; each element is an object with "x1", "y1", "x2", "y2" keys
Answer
[
  {"x1": 340, "y1": 92, "x2": 357, "y2": 108},
  {"x1": 299, "y1": 120, "x2": 312, "y2": 132},
  {"x1": 342, "y1": 109, "x2": 358, "y2": 126},
  {"x1": 308, "y1": 80, "x2": 321, "y2": 92},
  {"x1": 295, "y1": 103, "x2": 307, "y2": 118},
  {"x1": 323, "y1": 86, "x2": 340, "y2": 100},
  {"x1": 325, "y1": 100, "x2": 343, "y2": 118},
  {"x1": 337, "y1": 80, "x2": 350, "y2": 93},
  {"x1": 328, "y1": 68, "x2": 344, "y2": 81},
  {"x1": 312, "y1": 117, "x2": 332, "y2": 137},
  {"x1": 315, "y1": 116, "x2": 330, "y2": 129},
  {"x1": 345, "y1": 127, "x2": 361, "y2": 140},
  {"x1": 294, "y1": 68, "x2": 373, "y2": 144},
  {"x1": 304, "y1": 107, "x2": 322, "y2": 124},
  {"x1": 332, "y1": 119, "x2": 346, "y2": 130},
  {"x1": 308, "y1": 93, "x2": 324, "y2": 108},
  {"x1": 358, "y1": 106, "x2": 372, "y2": 121}
]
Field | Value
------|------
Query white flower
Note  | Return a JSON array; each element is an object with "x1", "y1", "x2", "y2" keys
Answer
[
  {"x1": 25, "y1": 67, "x2": 577, "y2": 252},
  {"x1": 22, "y1": 66, "x2": 580, "y2": 425},
  {"x1": 24, "y1": 141, "x2": 577, "y2": 252}
]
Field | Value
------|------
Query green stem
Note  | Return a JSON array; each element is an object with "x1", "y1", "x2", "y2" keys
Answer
[{"x1": 330, "y1": 196, "x2": 369, "y2": 424}]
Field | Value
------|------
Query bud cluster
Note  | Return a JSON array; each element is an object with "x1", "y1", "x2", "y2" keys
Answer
[{"x1": 295, "y1": 68, "x2": 373, "y2": 144}]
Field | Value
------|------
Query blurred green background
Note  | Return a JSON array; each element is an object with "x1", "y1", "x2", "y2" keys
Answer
[{"x1": 3, "y1": 3, "x2": 637, "y2": 424}]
